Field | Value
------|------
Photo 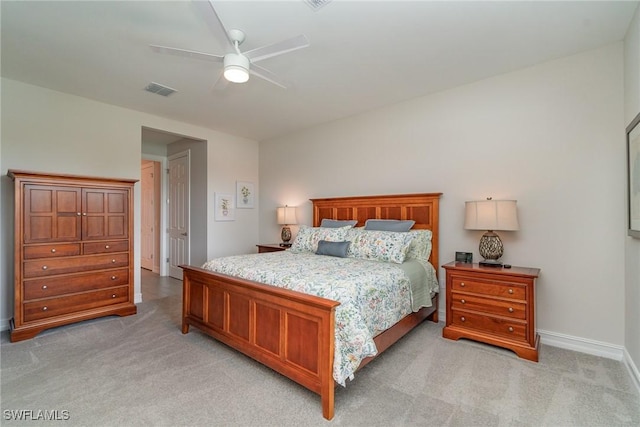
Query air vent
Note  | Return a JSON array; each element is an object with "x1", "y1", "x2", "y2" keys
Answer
[
  {"x1": 144, "y1": 82, "x2": 177, "y2": 97},
  {"x1": 304, "y1": 0, "x2": 332, "y2": 11}
]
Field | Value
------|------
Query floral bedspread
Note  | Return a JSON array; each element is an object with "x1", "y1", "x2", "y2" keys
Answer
[{"x1": 201, "y1": 251, "x2": 435, "y2": 386}]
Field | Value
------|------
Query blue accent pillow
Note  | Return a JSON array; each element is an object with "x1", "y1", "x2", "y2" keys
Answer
[
  {"x1": 364, "y1": 219, "x2": 415, "y2": 232},
  {"x1": 315, "y1": 240, "x2": 350, "y2": 258},
  {"x1": 320, "y1": 219, "x2": 357, "y2": 228}
]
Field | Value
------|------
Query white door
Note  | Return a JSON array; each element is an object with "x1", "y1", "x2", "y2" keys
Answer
[
  {"x1": 168, "y1": 151, "x2": 190, "y2": 280},
  {"x1": 140, "y1": 161, "x2": 155, "y2": 270}
]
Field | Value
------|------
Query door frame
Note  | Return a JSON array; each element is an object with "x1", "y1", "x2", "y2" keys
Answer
[{"x1": 142, "y1": 153, "x2": 168, "y2": 277}]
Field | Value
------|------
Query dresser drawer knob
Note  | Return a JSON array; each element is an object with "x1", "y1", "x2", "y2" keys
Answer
[
  {"x1": 460, "y1": 299, "x2": 466, "y2": 304},
  {"x1": 460, "y1": 316, "x2": 466, "y2": 322},
  {"x1": 112, "y1": 294, "x2": 116, "y2": 298},
  {"x1": 77, "y1": 212, "x2": 81, "y2": 216},
  {"x1": 42, "y1": 285, "x2": 48, "y2": 290},
  {"x1": 508, "y1": 326, "x2": 514, "y2": 332},
  {"x1": 111, "y1": 276, "x2": 117, "y2": 280},
  {"x1": 508, "y1": 307, "x2": 514, "y2": 313},
  {"x1": 105, "y1": 245, "x2": 110, "y2": 249},
  {"x1": 112, "y1": 259, "x2": 116, "y2": 263},
  {"x1": 51, "y1": 248, "x2": 56, "y2": 253},
  {"x1": 508, "y1": 289, "x2": 514, "y2": 294},
  {"x1": 42, "y1": 306, "x2": 48, "y2": 311},
  {"x1": 460, "y1": 282, "x2": 465, "y2": 287},
  {"x1": 42, "y1": 265, "x2": 48, "y2": 270}
]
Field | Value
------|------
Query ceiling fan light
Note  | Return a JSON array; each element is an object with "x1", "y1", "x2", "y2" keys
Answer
[
  {"x1": 223, "y1": 53, "x2": 250, "y2": 83},
  {"x1": 224, "y1": 66, "x2": 249, "y2": 83}
]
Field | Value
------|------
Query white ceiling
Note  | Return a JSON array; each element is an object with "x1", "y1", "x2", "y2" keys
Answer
[{"x1": 2, "y1": 1, "x2": 637, "y2": 143}]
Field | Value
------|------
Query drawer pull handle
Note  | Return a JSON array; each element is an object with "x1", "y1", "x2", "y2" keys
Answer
[
  {"x1": 42, "y1": 285, "x2": 48, "y2": 290},
  {"x1": 508, "y1": 289, "x2": 514, "y2": 294},
  {"x1": 105, "y1": 245, "x2": 110, "y2": 249},
  {"x1": 42, "y1": 265, "x2": 48, "y2": 270},
  {"x1": 112, "y1": 294, "x2": 116, "y2": 298},
  {"x1": 112, "y1": 259, "x2": 116, "y2": 263},
  {"x1": 460, "y1": 316, "x2": 466, "y2": 322},
  {"x1": 42, "y1": 306, "x2": 48, "y2": 311},
  {"x1": 508, "y1": 307, "x2": 514, "y2": 313},
  {"x1": 77, "y1": 212, "x2": 81, "y2": 216},
  {"x1": 460, "y1": 282, "x2": 465, "y2": 287},
  {"x1": 508, "y1": 326, "x2": 514, "y2": 332},
  {"x1": 111, "y1": 276, "x2": 117, "y2": 280},
  {"x1": 51, "y1": 248, "x2": 56, "y2": 253},
  {"x1": 460, "y1": 299, "x2": 466, "y2": 304}
]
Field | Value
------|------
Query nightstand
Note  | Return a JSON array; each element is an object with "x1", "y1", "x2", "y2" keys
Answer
[
  {"x1": 442, "y1": 261, "x2": 540, "y2": 362},
  {"x1": 256, "y1": 244, "x2": 287, "y2": 253}
]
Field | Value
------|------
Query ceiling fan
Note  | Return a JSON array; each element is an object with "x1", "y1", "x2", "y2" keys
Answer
[{"x1": 150, "y1": 0, "x2": 310, "y2": 89}]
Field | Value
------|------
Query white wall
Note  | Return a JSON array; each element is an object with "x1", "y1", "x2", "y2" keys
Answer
[
  {"x1": 624, "y1": 4, "x2": 640, "y2": 384},
  {"x1": 260, "y1": 43, "x2": 626, "y2": 351},
  {"x1": 0, "y1": 78, "x2": 260, "y2": 329}
]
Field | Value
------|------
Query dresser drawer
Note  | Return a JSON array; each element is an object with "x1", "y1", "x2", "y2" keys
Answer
[
  {"x1": 23, "y1": 286, "x2": 130, "y2": 322},
  {"x1": 83, "y1": 240, "x2": 129, "y2": 254},
  {"x1": 24, "y1": 253, "x2": 129, "y2": 278},
  {"x1": 24, "y1": 244, "x2": 81, "y2": 259},
  {"x1": 451, "y1": 293, "x2": 526, "y2": 320},
  {"x1": 451, "y1": 276, "x2": 526, "y2": 300},
  {"x1": 450, "y1": 309, "x2": 527, "y2": 342},
  {"x1": 24, "y1": 268, "x2": 129, "y2": 300}
]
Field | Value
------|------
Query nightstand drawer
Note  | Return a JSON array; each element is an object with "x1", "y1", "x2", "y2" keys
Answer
[
  {"x1": 451, "y1": 277, "x2": 526, "y2": 300},
  {"x1": 450, "y1": 310, "x2": 527, "y2": 341},
  {"x1": 450, "y1": 293, "x2": 526, "y2": 319}
]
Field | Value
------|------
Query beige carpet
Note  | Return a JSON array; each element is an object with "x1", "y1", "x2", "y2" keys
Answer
[{"x1": 1, "y1": 291, "x2": 639, "y2": 426}]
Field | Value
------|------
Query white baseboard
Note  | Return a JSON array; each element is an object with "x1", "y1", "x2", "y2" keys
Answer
[
  {"x1": 623, "y1": 348, "x2": 640, "y2": 395},
  {"x1": 538, "y1": 328, "x2": 624, "y2": 360},
  {"x1": 135, "y1": 293, "x2": 143, "y2": 304}
]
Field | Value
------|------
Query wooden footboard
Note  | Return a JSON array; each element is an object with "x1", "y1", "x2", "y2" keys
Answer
[{"x1": 181, "y1": 265, "x2": 340, "y2": 420}]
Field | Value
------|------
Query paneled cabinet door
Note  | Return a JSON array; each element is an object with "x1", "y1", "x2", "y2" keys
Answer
[
  {"x1": 24, "y1": 185, "x2": 82, "y2": 243},
  {"x1": 23, "y1": 185, "x2": 129, "y2": 243},
  {"x1": 82, "y1": 188, "x2": 129, "y2": 240}
]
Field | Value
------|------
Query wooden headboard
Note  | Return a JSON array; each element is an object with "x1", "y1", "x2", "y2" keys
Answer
[{"x1": 310, "y1": 193, "x2": 442, "y2": 273}]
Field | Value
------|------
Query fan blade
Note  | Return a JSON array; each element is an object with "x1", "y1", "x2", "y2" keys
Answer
[
  {"x1": 150, "y1": 45, "x2": 224, "y2": 63},
  {"x1": 250, "y1": 64, "x2": 287, "y2": 89},
  {"x1": 244, "y1": 34, "x2": 309, "y2": 63},
  {"x1": 211, "y1": 70, "x2": 229, "y2": 91},
  {"x1": 193, "y1": 0, "x2": 234, "y2": 49}
]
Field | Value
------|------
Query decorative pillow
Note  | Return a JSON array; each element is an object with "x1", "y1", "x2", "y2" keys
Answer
[
  {"x1": 320, "y1": 219, "x2": 358, "y2": 228},
  {"x1": 290, "y1": 225, "x2": 350, "y2": 253},
  {"x1": 346, "y1": 229, "x2": 414, "y2": 264},
  {"x1": 316, "y1": 240, "x2": 350, "y2": 258},
  {"x1": 405, "y1": 229, "x2": 433, "y2": 262},
  {"x1": 364, "y1": 219, "x2": 415, "y2": 232}
]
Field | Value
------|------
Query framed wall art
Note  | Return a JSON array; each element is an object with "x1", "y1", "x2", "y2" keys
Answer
[
  {"x1": 236, "y1": 181, "x2": 254, "y2": 209},
  {"x1": 627, "y1": 111, "x2": 640, "y2": 238},
  {"x1": 215, "y1": 193, "x2": 235, "y2": 221}
]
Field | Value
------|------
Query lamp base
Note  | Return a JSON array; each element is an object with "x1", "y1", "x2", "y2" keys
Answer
[{"x1": 479, "y1": 259, "x2": 503, "y2": 268}]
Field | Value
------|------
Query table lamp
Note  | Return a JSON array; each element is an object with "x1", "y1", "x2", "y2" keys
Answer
[
  {"x1": 464, "y1": 198, "x2": 519, "y2": 267},
  {"x1": 277, "y1": 205, "x2": 297, "y2": 247}
]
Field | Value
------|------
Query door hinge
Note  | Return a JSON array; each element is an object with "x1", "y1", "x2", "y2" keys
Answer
[{"x1": 166, "y1": 257, "x2": 169, "y2": 263}]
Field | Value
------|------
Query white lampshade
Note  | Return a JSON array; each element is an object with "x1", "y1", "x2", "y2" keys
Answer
[
  {"x1": 464, "y1": 200, "x2": 519, "y2": 231},
  {"x1": 277, "y1": 206, "x2": 297, "y2": 225},
  {"x1": 223, "y1": 53, "x2": 250, "y2": 83}
]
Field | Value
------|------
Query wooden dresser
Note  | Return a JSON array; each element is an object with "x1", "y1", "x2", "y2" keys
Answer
[
  {"x1": 9, "y1": 170, "x2": 137, "y2": 342},
  {"x1": 442, "y1": 261, "x2": 540, "y2": 361},
  {"x1": 256, "y1": 244, "x2": 287, "y2": 253}
]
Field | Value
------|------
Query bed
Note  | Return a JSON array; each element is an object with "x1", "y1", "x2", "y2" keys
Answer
[{"x1": 180, "y1": 193, "x2": 441, "y2": 420}]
